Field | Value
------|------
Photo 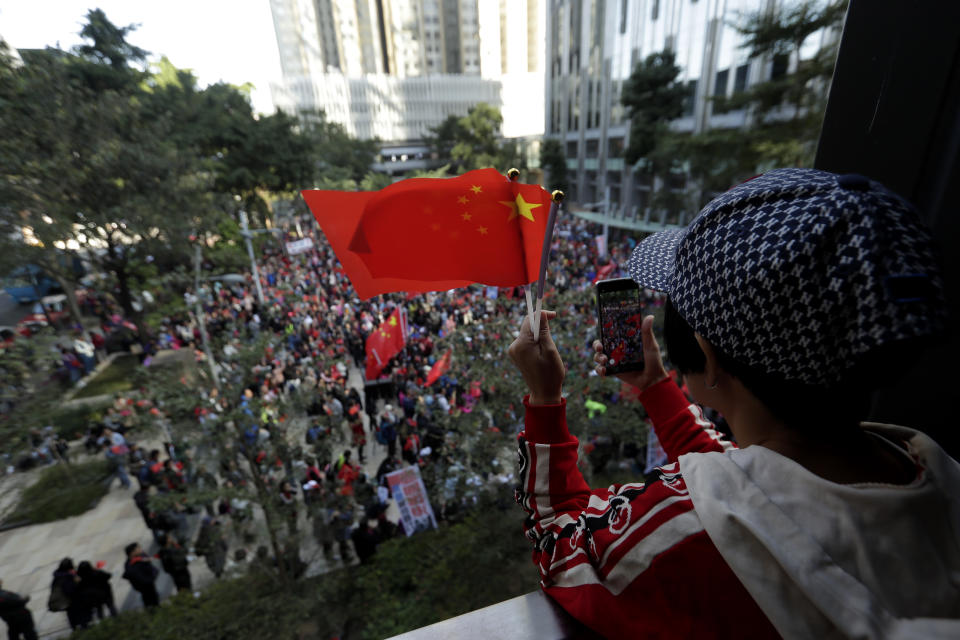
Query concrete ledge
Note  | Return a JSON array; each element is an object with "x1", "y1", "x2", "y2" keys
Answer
[{"x1": 385, "y1": 591, "x2": 602, "y2": 640}]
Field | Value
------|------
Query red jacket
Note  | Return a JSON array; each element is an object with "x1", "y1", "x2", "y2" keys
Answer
[{"x1": 516, "y1": 379, "x2": 779, "y2": 639}]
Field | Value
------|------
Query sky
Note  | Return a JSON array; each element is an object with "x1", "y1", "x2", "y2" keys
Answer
[{"x1": 0, "y1": 0, "x2": 282, "y2": 114}]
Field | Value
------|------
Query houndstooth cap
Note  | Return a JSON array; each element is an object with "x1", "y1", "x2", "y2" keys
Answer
[{"x1": 626, "y1": 168, "x2": 947, "y2": 385}]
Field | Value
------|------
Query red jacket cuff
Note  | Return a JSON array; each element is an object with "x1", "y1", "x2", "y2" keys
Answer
[
  {"x1": 638, "y1": 377, "x2": 691, "y2": 425},
  {"x1": 521, "y1": 395, "x2": 573, "y2": 444}
]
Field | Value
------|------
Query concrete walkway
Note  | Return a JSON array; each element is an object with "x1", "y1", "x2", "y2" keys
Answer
[{"x1": 0, "y1": 363, "x2": 396, "y2": 638}]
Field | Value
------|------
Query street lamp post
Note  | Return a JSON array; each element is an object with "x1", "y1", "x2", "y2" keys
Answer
[
  {"x1": 239, "y1": 210, "x2": 266, "y2": 306},
  {"x1": 193, "y1": 243, "x2": 220, "y2": 389}
]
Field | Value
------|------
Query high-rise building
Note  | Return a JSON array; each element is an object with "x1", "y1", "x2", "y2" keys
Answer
[
  {"x1": 270, "y1": 0, "x2": 545, "y2": 168},
  {"x1": 546, "y1": 0, "x2": 836, "y2": 230}
]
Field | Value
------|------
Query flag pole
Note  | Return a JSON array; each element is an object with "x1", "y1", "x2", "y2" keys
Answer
[
  {"x1": 507, "y1": 168, "x2": 536, "y2": 325},
  {"x1": 532, "y1": 190, "x2": 564, "y2": 341}
]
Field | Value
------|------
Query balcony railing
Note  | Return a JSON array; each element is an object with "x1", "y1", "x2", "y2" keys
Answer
[{"x1": 386, "y1": 591, "x2": 603, "y2": 640}]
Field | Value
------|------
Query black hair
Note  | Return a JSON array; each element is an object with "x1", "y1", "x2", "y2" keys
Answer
[
  {"x1": 57, "y1": 558, "x2": 74, "y2": 572},
  {"x1": 125, "y1": 543, "x2": 138, "y2": 557},
  {"x1": 77, "y1": 561, "x2": 92, "y2": 577},
  {"x1": 662, "y1": 297, "x2": 889, "y2": 433}
]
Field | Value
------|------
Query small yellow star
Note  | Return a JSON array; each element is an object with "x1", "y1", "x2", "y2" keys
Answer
[
  {"x1": 470, "y1": 185, "x2": 482, "y2": 194},
  {"x1": 457, "y1": 196, "x2": 469, "y2": 205},
  {"x1": 498, "y1": 193, "x2": 542, "y2": 222},
  {"x1": 430, "y1": 223, "x2": 440, "y2": 231},
  {"x1": 478, "y1": 226, "x2": 488, "y2": 235},
  {"x1": 461, "y1": 212, "x2": 472, "y2": 221},
  {"x1": 423, "y1": 206, "x2": 433, "y2": 214}
]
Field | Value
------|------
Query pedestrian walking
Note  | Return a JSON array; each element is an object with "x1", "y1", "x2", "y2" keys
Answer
[
  {"x1": 76, "y1": 561, "x2": 117, "y2": 620},
  {"x1": 122, "y1": 543, "x2": 159, "y2": 608},
  {"x1": 0, "y1": 579, "x2": 37, "y2": 640},
  {"x1": 50, "y1": 558, "x2": 91, "y2": 631},
  {"x1": 195, "y1": 517, "x2": 228, "y2": 579},
  {"x1": 157, "y1": 535, "x2": 192, "y2": 594}
]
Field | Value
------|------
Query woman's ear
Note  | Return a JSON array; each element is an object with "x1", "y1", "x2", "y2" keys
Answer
[{"x1": 694, "y1": 333, "x2": 722, "y2": 388}]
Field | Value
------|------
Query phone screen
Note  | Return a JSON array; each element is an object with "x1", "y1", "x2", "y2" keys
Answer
[{"x1": 596, "y1": 279, "x2": 644, "y2": 373}]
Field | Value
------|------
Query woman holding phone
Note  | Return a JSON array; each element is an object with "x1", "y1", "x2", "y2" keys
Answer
[{"x1": 508, "y1": 169, "x2": 959, "y2": 639}]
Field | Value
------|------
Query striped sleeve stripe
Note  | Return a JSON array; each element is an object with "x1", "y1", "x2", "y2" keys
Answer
[
  {"x1": 597, "y1": 493, "x2": 695, "y2": 569},
  {"x1": 532, "y1": 442, "x2": 553, "y2": 517},
  {"x1": 687, "y1": 403, "x2": 737, "y2": 453},
  {"x1": 552, "y1": 511, "x2": 705, "y2": 595}
]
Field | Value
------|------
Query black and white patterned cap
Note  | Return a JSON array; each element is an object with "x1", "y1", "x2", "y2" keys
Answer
[{"x1": 627, "y1": 168, "x2": 947, "y2": 385}]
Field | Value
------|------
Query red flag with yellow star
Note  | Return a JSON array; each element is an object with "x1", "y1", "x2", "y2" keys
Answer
[
  {"x1": 365, "y1": 308, "x2": 406, "y2": 380},
  {"x1": 302, "y1": 169, "x2": 552, "y2": 298}
]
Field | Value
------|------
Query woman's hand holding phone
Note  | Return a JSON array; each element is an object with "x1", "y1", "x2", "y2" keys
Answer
[{"x1": 594, "y1": 315, "x2": 669, "y2": 392}]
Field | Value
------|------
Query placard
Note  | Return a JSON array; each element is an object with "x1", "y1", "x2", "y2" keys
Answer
[{"x1": 385, "y1": 465, "x2": 438, "y2": 536}]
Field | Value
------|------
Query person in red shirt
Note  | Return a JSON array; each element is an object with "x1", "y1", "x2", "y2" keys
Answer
[
  {"x1": 337, "y1": 450, "x2": 359, "y2": 496},
  {"x1": 508, "y1": 170, "x2": 959, "y2": 638}
]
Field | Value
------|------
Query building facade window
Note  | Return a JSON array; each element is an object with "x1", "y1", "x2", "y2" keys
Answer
[
  {"x1": 586, "y1": 139, "x2": 599, "y2": 157},
  {"x1": 772, "y1": 53, "x2": 789, "y2": 79},
  {"x1": 566, "y1": 140, "x2": 578, "y2": 157},
  {"x1": 734, "y1": 63, "x2": 749, "y2": 93},
  {"x1": 682, "y1": 79, "x2": 698, "y2": 116},
  {"x1": 714, "y1": 69, "x2": 729, "y2": 97},
  {"x1": 608, "y1": 137, "x2": 624, "y2": 157}
]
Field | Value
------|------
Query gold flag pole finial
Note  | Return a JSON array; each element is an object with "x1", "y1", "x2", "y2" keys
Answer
[
  {"x1": 551, "y1": 190, "x2": 565, "y2": 203},
  {"x1": 507, "y1": 168, "x2": 520, "y2": 181}
]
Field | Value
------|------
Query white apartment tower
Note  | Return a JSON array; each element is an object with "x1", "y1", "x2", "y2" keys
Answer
[{"x1": 270, "y1": 0, "x2": 546, "y2": 149}]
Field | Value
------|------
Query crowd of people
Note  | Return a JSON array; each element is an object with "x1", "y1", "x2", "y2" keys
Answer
[{"x1": 2, "y1": 210, "x2": 645, "y2": 636}]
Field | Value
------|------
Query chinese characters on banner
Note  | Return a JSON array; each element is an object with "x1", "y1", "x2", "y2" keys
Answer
[
  {"x1": 644, "y1": 429, "x2": 668, "y2": 473},
  {"x1": 385, "y1": 465, "x2": 438, "y2": 536}
]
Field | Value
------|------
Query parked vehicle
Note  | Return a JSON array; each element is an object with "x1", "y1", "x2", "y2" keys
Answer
[{"x1": 3, "y1": 265, "x2": 58, "y2": 303}]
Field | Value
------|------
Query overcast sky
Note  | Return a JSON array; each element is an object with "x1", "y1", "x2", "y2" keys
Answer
[{"x1": 0, "y1": 0, "x2": 282, "y2": 114}]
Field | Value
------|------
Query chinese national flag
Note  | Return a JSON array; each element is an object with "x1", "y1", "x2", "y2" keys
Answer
[
  {"x1": 302, "y1": 169, "x2": 553, "y2": 298},
  {"x1": 365, "y1": 308, "x2": 406, "y2": 380},
  {"x1": 425, "y1": 349, "x2": 451, "y2": 387}
]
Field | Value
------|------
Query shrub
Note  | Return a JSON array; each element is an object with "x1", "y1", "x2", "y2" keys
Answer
[{"x1": 4, "y1": 460, "x2": 111, "y2": 527}]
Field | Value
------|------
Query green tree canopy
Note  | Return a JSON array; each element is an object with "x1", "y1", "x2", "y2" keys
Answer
[
  {"x1": 539, "y1": 138, "x2": 568, "y2": 193},
  {"x1": 621, "y1": 50, "x2": 686, "y2": 166},
  {"x1": 668, "y1": 0, "x2": 848, "y2": 194},
  {"x1": 426, "y1": 103, "x2": 525, "y2": 176}
]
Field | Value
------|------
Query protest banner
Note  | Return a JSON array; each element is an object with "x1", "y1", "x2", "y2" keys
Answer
[
  {"x1": 285, "y1": 237, "x2": 314, "y2": 255},
  {"x1": 385, "y1": 465, "x2": 438, "y2": 536}
]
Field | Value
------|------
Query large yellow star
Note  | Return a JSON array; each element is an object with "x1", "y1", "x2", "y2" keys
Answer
[
  {"x1": 388, "y1": 316, "x2": 398, "y2": 326},
  {"x1": 498, "y1": 194, "x2": 542, "y2": 222}
]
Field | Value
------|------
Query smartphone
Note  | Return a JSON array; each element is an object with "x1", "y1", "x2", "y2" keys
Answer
[{"x1": 595, "y1": 278, "x2": 644, "y2": 374}]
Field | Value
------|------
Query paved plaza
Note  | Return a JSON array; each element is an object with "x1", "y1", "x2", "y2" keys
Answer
[{"x1": 0, "y1": 364, "x2": 394, "y2": 638}]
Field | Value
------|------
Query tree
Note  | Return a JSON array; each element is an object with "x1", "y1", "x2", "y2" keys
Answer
[
  {"x1": 1, "y1": 10, "x2": 360, "y2": 335},
  {"x1": 302, "y1": 111, "x2": 381, "y2": 188},
  {"x1": 665, "y1": 0, "x2": 847, "y2": 195},
  {"x1": 621, "y1": 50, "x2": 686, "y2": 167},
  {"x1": 427, "y1": 115, "x2": 467, "y2": 163},
  {"x1": 425, "y1": 103, "x2": 524, "y2": 176},
  {"x1": 451, "y1": 103, "x2": 504, "y2": 172},
  {"x1": 539, "y1": 138, "x2": 568, "y2": 193}
]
